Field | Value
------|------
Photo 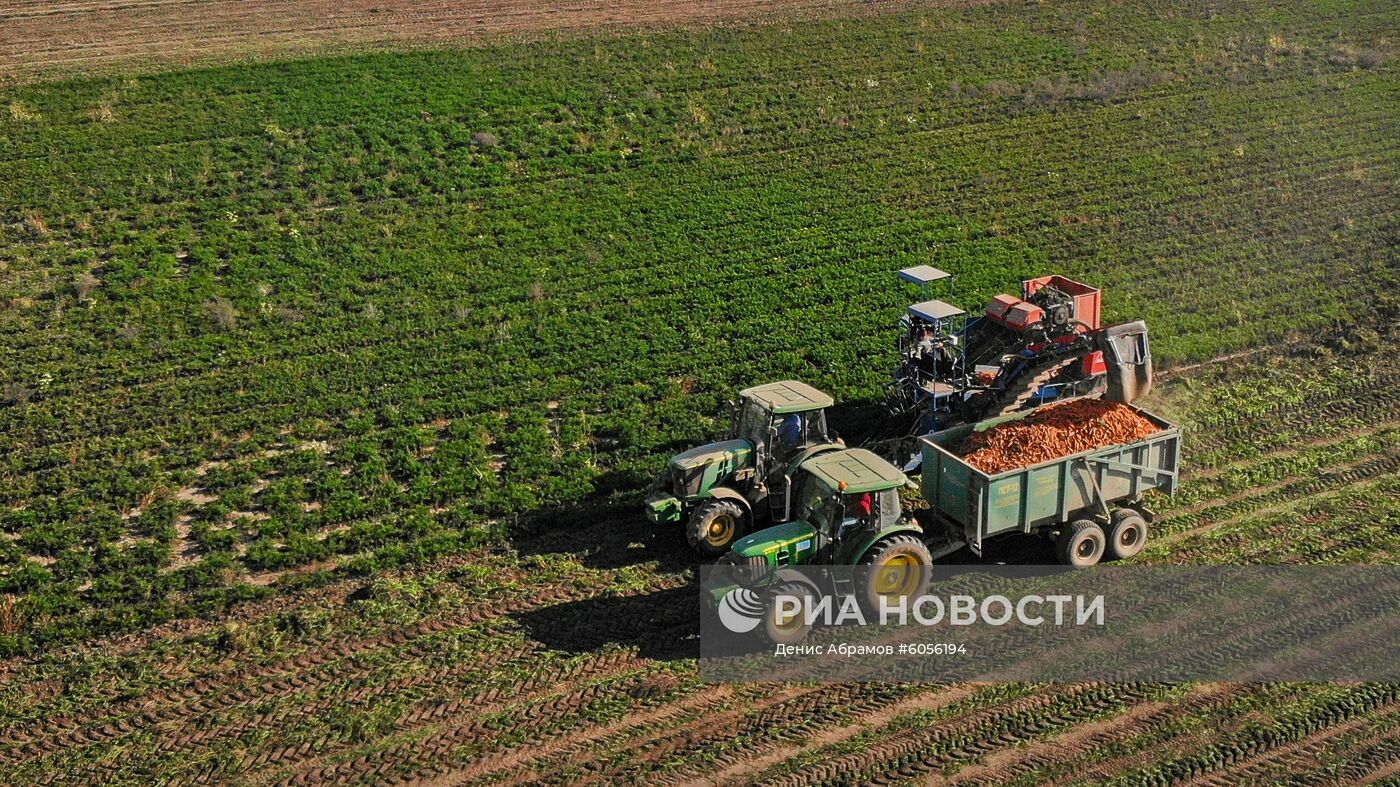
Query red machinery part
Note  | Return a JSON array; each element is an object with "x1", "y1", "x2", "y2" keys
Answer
[
  {"x1": 984, "y1": 294, "x2": 1045, "y2": 330},
  {"x1": 985, "y1": 294, "x2": 1019, "y2": 322},
  {"x1": 1003, "y1": 302, "x2": 1044, "y2": 330},
  {"x1": 1023, "y1": 275, "x2": 1102, "y2": 329},
  {"x1": 1082, "y1": 350, "x2": 1107, "y2": 376}
]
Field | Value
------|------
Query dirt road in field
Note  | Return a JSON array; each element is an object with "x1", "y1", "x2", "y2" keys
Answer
[{"x1": 0, "y1": 0, "x2": 925, "y2": 83}]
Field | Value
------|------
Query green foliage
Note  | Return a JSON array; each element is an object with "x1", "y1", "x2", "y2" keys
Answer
[{"x1": 0, "y1": 0, "x2": 1395, "y2": 651}]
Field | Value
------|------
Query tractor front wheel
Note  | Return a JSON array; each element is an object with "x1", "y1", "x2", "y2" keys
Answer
[
  {"x1": 858, "y1": 534, "x2": 933, "y2": 615},
  {"x1": 687, "y1": 499, "x2": 747, "y2": 558},
  {"x1": 1056, "y1": 519, "x2": 1106, "y2": 567},
  {"x1": 762, "y1": 582, "x2": 816, "y2": 646}
]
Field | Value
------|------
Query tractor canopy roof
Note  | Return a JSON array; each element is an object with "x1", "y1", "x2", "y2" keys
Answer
[
  {"x1": 908, "y1": 299, "x2": 966, "y2": 323},
  {"x1": 739, "y1": 380, "x2": 834, "y2": 413},
  {"x1": 800, "y1": 448, "x2": 906, "y2": 494}
]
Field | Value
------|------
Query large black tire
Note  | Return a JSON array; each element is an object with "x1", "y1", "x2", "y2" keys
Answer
[
  {"x1": 762, "y1": 582, "x2": 816, "y2": 646},
  {"x1": 1106, "y1": 509, "x2": 1148, "y2": 561},
  {"x1": 857, "y1": 534, "x2": 933, "y2": 615},
  {"x1": 686, "y1": 499, "x2": 747, "y2": 558},
  {"x1": 1056, "y1": 519, "x2": 1106, "y2": 567}
]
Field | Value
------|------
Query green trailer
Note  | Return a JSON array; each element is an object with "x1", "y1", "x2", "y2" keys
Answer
[{"x1": 918, "y1": 405, "x2": 1181, "y2": 566}]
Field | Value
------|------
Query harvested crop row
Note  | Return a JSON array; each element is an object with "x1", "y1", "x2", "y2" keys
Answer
[{"x1": 958, "y1": 400, "x2": 1162, "y2": 474}]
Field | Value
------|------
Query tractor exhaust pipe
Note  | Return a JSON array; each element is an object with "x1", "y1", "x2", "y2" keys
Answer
[{"x1": 1097, "y1": 320, "x2": 1153, "y2": 405}]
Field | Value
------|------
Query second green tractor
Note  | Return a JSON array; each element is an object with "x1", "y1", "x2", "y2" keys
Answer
[{"x1": 645, "y1": 381, "x2": 844, "y2": 557}]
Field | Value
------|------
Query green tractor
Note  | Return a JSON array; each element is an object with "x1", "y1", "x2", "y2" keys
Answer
[
  {"x1": 645, "y1": 380, "x2": 843, "y2": 557},
  {"x1": 709, "y1": 448, "x2": 934, "y2": 644}
]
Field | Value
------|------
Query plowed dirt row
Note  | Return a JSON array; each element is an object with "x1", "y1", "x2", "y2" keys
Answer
[
  {"x1": 0, "y1": 0, "x2": 943, "y2": 83},
  {"x1": 692, "y1": 685, "x2": 981, "y2": 787},
  {"x1": 869, "y1": 688, "x2": 1397, "y2": 787},
  {"x1": 445, "y1": 685, "x2": 758, "y2": 785},
  {"x1": 1151, "y1": 446, "x2": 1400, "y2": 553},
  {"x1": 762, "y1": 684, "x2": 1115, "y2": 786},
  {"x1": 1345, "y1": 740, "x2": 1400, "y2": 785},
  {"x1": 246, "y1": 657, "x2": 670, "y2": 784},
  {"x1": 1182, "y1": 702, "x2": 1400, "y2": 787},
  {"x1": 603, "y1": 685, "x2": 959, "y2": 785},
  {"x1": 1056, "y1": 690, "x2": 1328, "y2": 787},
  {"x1": 412, "y1": 684, "x2": 912, "y2": 786},
  {"x1": 106, "y1": 649, "x2": 653, "y2": 782},
  {"x1": 0, "y1": 571, "x2": 689, "y2": 766},
  {"x1": 944, "y1": 684, "x2": 1252, "y2": 787},
  {"x1": 269, "y1": 671, "x2": 682, "y2": 784},
  {"x1": 1186, "y1": 371, "x2": 1400, "y2": 458}
]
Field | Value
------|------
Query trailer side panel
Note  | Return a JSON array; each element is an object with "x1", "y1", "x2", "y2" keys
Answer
[{"x1": 919, "y1": 405, "x2": 1181, "y2": 546}]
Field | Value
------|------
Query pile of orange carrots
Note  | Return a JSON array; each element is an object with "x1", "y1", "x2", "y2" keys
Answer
[{"x1": 958, "y1": 399, "x2": 1160, "y2": 474}]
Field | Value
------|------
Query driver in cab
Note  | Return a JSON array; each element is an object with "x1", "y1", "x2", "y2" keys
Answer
[{"x1": 837, "y1": 491, "x2": 873, "y2": 541}]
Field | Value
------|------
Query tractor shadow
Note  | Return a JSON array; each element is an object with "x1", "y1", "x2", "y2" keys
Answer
[
  {"x1": 508, "y1": 506, "x2": 695, "y2": 574},
  {"x1": 504, "y1": 429, "x2": 1056, "y2": 660},
  {"x1": 507, "y1": 469, "x2": 695, "y2": 574},
  {"x1": 511, "y1": 583, "x2": 699, "y2": 660},
  {"x1": 494, "y1": 467, "x2": 701, "y2": 660},
  {"x1": 509, "y1": 532, "x2": 1055, "y2": 663},
  {"x1": 938, "y1": 531, "x2": 1059, "y2": 565},
  {"x1": 508, "y1": 536, "x2": 1055, "y2": 661}
]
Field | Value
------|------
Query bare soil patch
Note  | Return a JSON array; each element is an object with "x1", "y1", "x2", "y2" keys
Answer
[{"x1": 0, "y1": 0, "x2": 934, "y2": 84}]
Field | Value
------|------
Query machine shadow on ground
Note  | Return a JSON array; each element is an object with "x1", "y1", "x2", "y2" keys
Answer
[
  {"x1": 511, "y1": 515, "x2": 1060, "y2": 662},
  {"x1": 509, "y1": 534, "x2": 1058, "y2": 660},
  {"x1": 507, "y1": 491, "x2": 698, "y2": 574},
  {"x1": 826, "y1": 396, "x2": 918, "y2": 448},
  {"x1": 512, "y1": 584, "x2": 700, "y2": 660}
]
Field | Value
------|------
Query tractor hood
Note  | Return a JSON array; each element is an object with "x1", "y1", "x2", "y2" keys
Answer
[
  {"x1": 732, "y1": 520, "x2": 818, "y2": 563},
  {"x1": 669, "y1": 439, "x2": 753, "y2": 470},
  {"x1": 666, "y1": 439, "x2": 754, "y2": 499}
]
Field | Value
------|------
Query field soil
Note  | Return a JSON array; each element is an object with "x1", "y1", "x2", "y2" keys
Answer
[
  {"x1": 0, "y1": 0, "x2": 925, "y2": 83},
  {"x1": 3, "y1": 335, "x2": 1398, "y2": 783}
]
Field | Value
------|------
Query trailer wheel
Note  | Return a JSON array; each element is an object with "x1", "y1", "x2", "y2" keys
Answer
[
  {"x1": 687, "y1": 499, "x2": 747, "y2": 558},
  {"x1": 1056, "y1": 520, "x2": 1105, "y2": 567},
  {"x1": 858, "y1": 534, "x2": 933, "y2": 614},
  {"x1": 1107, "y1": 510, "x2": 1148, "y2": 561},
  {"x1": 762, "y1": 582, "x2": 815, "y2": 646}
]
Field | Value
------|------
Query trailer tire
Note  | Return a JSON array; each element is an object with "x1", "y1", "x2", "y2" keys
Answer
[
  {"x1": 858, "y1": 534, "x2": 933, "y2": 614},
  {"x1": 687, "y1": 499, "x2": 747, "y2": 558},
  {"x1": 762, "y1": 582, "x2": 815, "y2": 646},
  {"x1": 1107, "y1": 510, "x2": 1148, "y2": 560},
  {"x1": 1056, "y1": 520, "x2": 1105, "y2": 567}
]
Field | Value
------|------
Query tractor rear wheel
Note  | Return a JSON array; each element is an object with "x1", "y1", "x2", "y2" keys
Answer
[
  {"x1": 1106, "y1": 510, "x2": 1148, "y2": 561},
  {"x1": 687, "y1": 499, "x2": 746, "y2": 558},
  {"x1": 858, "y1": 534, "x2": 933, "y2": 615},
  {"x1": 1056, "y1": 519, "x2": 1106, "y2": 567}
]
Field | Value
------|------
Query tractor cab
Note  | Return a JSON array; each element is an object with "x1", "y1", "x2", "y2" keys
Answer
[
  {"x1": 712, "y1": 447, "x2": 932, "y2": 644},
  {"x1": 716, "y1": 445, "x2": 935, "y2": 641},
  {"x1": 792, "y1": 449, "x2": 906, "y2": 562},
  {"x1": 646, "y1": 380, "x2": 842, "y2": 558},
  {"x1": 729, "y1": 448, "x2": 910, "y2": 567},
  {"x1": 730, "y1": 380, "x2": 836, "y2": 470}
]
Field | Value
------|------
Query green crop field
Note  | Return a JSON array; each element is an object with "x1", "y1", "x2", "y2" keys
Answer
[{"x1": 1, "y1": 0, "x2": 1398, "y2": 782}]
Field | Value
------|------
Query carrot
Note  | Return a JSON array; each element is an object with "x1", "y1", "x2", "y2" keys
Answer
[{"x1": 956, "y1": 400, "x2": 1160, "y2": 474}]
